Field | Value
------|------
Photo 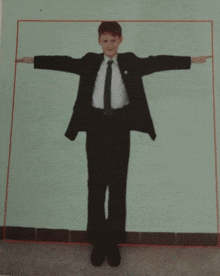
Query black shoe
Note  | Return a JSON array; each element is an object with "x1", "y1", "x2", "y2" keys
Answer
[
  {"x1": 106, "y1": 245, "x2": 121, "y2": 267},
  {"x1": 90, "y1": 244, "x2": 106, "y2": 266}
]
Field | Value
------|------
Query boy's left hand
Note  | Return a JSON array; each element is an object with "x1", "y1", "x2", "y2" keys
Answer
[{"x1": 191, "y1": 55, "x2": 212, "y2": 63}]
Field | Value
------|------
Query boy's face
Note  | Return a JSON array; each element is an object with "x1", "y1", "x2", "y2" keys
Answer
[{"x1": 98, "y1": 32, "x2": 123, "y2": 58}]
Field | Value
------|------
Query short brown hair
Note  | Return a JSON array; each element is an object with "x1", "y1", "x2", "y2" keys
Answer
[{"x1": 98, "y1": 21, "x2": 122, "y2": 37}]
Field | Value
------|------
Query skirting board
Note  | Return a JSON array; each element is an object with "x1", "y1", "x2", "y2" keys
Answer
[{"x1": 0, "y1": 226, "x2": 218, "y2": 246}]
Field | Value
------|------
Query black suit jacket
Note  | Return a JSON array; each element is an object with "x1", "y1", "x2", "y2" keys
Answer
[{"x1": 34, "y1": 52, "x2": 191, "y2": 141}]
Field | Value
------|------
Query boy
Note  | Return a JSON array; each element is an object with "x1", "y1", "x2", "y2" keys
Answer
[{"x1": 17, "y1": 21, "x2": 211, "y2": 267}]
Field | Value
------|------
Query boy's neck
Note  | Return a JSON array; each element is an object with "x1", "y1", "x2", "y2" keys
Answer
[{"x1": 104, "y1": 53, "x2": 118, "y2": 60}]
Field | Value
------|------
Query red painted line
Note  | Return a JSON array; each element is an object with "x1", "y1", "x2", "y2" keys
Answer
[
  {"x1": 118, "y1": 20, "x2": 213, "y2": 23},
  {"x1": 3, "y1": 21, "x2": 20, "y2": 239},
  {"x1": 3, "y1": 239, "x2": 219, "y2": 249},
  {"x1": 211, "y1": 21, "x2": 220, "y2": 246},
  {"x1": 17, "y1": 19, "x2": 213, "y2": 23}
]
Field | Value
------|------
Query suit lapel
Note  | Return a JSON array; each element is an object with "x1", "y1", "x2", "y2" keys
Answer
[
  {"x1": 83, "y1": 53, "x2": 103, "y2": 104},
  {"x1": 117, "y1": 53, "x2": 130, "y2": 90},
  {"x1": 95, "y1": 53, "x2": 104, "y2": 72}
]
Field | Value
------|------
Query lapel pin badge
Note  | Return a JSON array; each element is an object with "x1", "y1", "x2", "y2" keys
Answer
[{"x1": 124, "y1": 70, "x2": 128, "y2": 74}]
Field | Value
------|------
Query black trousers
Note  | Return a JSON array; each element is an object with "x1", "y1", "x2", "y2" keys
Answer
[{"x1": 86, "y1": 105, "x2": 130, "y2": 245}]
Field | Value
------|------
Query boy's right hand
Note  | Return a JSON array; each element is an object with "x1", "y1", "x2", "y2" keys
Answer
[{"x1": 16, "y1": 57, "x2": 34, "y2": 63}]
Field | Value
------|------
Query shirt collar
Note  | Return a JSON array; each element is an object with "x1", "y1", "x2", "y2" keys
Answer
[{"x1": 104, "y1": 54, "x2": 118, "y2": 65}]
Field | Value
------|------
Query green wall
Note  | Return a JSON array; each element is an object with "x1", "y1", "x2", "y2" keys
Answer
[{"x1": 1, "y1": 0, "x2": 220, "y2": 233}]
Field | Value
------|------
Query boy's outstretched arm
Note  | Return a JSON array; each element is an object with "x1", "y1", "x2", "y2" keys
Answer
[
  {"x1": 16, "y1": 56, "x2": 83, "y2": 75},
  {"x1": 16, "y1": 57, "x2": 34, "y2": 63},
  {"x1": 191, "y1": 55, "x2": 212, "y2": 63}
]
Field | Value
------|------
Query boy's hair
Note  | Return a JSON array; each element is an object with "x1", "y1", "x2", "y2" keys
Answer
[{"x1": 98, "y1": 21, "x2": 122, "y2": 37}]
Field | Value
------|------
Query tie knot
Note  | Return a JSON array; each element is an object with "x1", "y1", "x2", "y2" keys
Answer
[{"x1": 107, "y1": 60, "x2": 113, "y2": 66}]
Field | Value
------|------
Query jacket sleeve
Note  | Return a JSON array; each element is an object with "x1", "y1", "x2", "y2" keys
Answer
[
  {"x1": 34, "y1": 55, "x2": 85, "y2": 75},
  {"x1": 137, "y1": 55, "x2": 191, "y2": 76}
]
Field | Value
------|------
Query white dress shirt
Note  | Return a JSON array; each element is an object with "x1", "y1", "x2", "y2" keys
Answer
[{"x1": 92, "y1": 54, "x2": 129, "y2": 109}]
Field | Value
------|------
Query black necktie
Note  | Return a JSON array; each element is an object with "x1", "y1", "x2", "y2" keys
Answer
[{"x1": 104, "y1": 60, "x2": 114, "y2": 115}]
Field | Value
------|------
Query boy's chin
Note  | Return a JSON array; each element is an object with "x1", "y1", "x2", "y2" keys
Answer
[{"x1": 105, "y1": 52, "x2": 116, "y2": 58}]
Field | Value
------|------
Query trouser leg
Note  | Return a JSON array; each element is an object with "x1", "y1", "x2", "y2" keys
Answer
[
  {"x1": 86, "y1": 136, "x2": 110, "y2": 244},
  {"x1": 106, "y1": 134, "x2": 130, "y2": 245},
  {"x1": 86, "y1": 127, "x2": 130, "y2": 245}
]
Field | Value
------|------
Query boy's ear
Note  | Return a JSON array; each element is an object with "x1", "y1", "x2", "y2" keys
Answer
[
  {"x1": 98, "y1": 36, "x2": 101, "y2": 45},
  {"x1": 119, "y1": 36, "x2": 123, "y2": 44}
]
